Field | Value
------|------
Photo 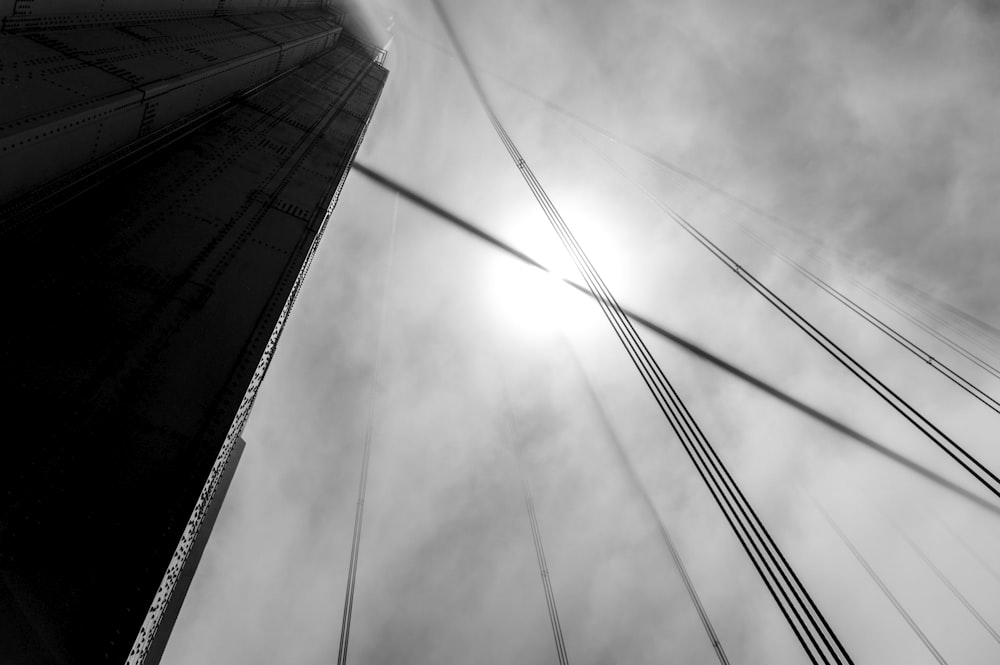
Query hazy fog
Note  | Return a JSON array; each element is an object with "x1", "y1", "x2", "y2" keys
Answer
[{"x1": 163, "y1": 1, "x2": 1000, "y2": 663}]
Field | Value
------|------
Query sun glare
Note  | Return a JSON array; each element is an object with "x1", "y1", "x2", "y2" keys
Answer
[
  {"x1": 489, "y1": 259, "x2": 595, "y2": 336},
  {"x1": 484, "y1": 207, "x2": 608, "y2": 337}
]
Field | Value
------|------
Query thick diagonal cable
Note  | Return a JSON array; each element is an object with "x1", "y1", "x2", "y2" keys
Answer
[
  {"x1": 709, "y1": 203, "x2": 1000, "y2": 384},
  {"x1": 401, "y1": 21, "x2": 1000, "y2": 399},
  {"x1": 478, "y1": 75, "x2": 1000, "y2": 386},
  {"x1": 499, "y1": 391, "x2": 571, "y2": 665},
  {"x1": 729, "y1": 220, "x2": 1000, "y2": 383},
  {"x1": 810, "y1": 496, "x2": 950, "y2": 665},
  {"x1": 730, "y1": 225, "x2": 1000, "y2": 418},
  {"x1": 336, "y1": 194, "x2": 399, "y2": 665},
  {"x1": 724, "y1": 215, "x2": 1000, "y2": 386},
  {"x1": 511, "y1": 138, "x2": 844, "y2": 663},
  {"x1": 560, "y1": 336, "x2": 730, "y2": 665},
  {"x1": 564, "y1": 124, "x2": 1000, "y2": 392},
  {"x1": 512, "y1": 135, "x2": 847, "y2": 665},
  {"x1": 628, "y1": 157, "x2": 1000, "y2": 394},
  {"x1": 580, "y1": 136, "x2": 1000, "y2": 504},
  {"x1": 429, "y1": 2, "x2": 853, "y2": 663},
  {"x1": 458, "y1": 58, "x2": 1000, "y2": 378},
  {"x1": 352, "y1": 162, "x2": 1000, "y2": 519}
]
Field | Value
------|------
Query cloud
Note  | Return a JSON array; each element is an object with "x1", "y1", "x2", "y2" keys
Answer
[{"x1": 164, "y1": 2, "x2": 1000, "y2": 664}]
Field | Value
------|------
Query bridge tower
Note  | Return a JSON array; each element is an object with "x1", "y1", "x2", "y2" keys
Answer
[{"x1": 0, "y1": 3, "x2": 387, "y2": 663}]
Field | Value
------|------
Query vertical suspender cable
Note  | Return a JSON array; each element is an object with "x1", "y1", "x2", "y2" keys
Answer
[
  {"x1": 559, "y1": 335, "x2": 731, "y2": 665},
  {"x1": 810, "y1": 497, "x2": 950, "y2": 665},
  {"x1": 933, "y1": 517, "x2": 1000, "y2": 587},
  {"x1": 336, "y1": 193, "x2": 400, "y2": 665},
  {"x1": 428, "y1": 2, "x2": 853, "y2": 663},
  {"x1": 499, "y1": 390, "x2": 571, "y2": 665},
  {"x1": 863, "y1": 499, "x2": 1000, "y2": 648},
  {"x1": 908, "y1": 300, "x2": 1000, "y2": 360}
]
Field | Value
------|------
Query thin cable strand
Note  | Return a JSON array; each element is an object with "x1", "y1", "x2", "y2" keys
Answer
[
  {"x1": 499, "y1": 387, "x2": 571, "y2": 665},
  {"x1": 336, "y1": 193, "x2": 400, "y2": 665},
  {"x1": 875, "y1": 508, "x2": 1000, "y2": 647},
  {"x1": 559, "y1": 336, "x2": 731, "y2": 665},
  {"x1": 732, "y1": 225, "x2": 1000, "y2": 417}
]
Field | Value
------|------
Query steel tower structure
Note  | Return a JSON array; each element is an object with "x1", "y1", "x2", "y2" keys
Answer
[{"x1": 0, "y1": 2, "x2": 387, "y2": 663}]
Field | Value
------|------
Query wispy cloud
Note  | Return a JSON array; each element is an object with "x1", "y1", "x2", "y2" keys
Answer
[{"x1": 164, "y1": 2, "x2": 1000, "y2": 664}]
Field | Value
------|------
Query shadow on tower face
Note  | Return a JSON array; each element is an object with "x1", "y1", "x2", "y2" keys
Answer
[{"x1": 0, "y1": 17, "x2": 387, "y2": 664}]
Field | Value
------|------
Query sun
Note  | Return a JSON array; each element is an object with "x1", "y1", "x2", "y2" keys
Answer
[{"x1": 488, "y1": 258, "x2": 595, "y2": 337}]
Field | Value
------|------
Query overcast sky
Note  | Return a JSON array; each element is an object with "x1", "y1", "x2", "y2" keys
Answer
[{"x1": 163, "y1": 1, "x2": 1000, "y2": 663}]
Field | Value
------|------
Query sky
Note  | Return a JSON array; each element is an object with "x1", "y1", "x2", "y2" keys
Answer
[{"x1": 163, "y1": 1, "x2": 1000, "y2": 663}]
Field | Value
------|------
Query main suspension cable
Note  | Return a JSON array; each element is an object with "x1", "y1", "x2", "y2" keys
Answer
[
  {"x1": 398, "y1": 20, "x2": 1000, "y2": 406},
  {"x1": 429, "y1": 2, "x2": 854, "y2": 663},
  {"x1": 470, "y1": 66, "x2": 1000, "y2": 390},
  {"x1": 893, "y1": 287, "x2": 1000, "y2": 362},
  {"x1": 575, "y1": 133, "x2": 1000, "y2": 504},
  {"x1": 351, "y1": 162, "x2": 1000, "y2": 519},
  {"x1": 635, "y1": 153, "x2": 1000, "y2": 415},
  {"x1": 932, "y1": 516, "x2": 1000, "y2": 588}
]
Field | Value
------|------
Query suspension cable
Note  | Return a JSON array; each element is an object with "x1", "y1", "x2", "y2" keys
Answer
[
  {"x1": 499, "y1": 390, "x2": 571, "y2": 665},
  {"x1": 398, "y1": 19, "x2": 1000, "y2": 404},
  {"x1": 810, "y1": 497, "x2": 950, "y2": 665},
  {"x1": 650, "y1": 159, "x2": 1000, "y2": 389},
  {"x1": 730, "y1": 218, "x2": 1000, "y2": 385},
  {"x1": 864, "y1": 498, "x2": 1000, "y2": 648},
  {"x1": 626, "y1": 140, "x2": 1000, "y2": 412},
  {"x1": 853, "y1": 279, "x2": 1000, "y2": 384},
  {"x1": 892, "y1": 286, "x2": 1000, "y2": 362},
  {"x1": 888, "y1": 278, "x2": 1000, "y2": 351},
  {"x1": 932, "y1": 516, "x2": 1000, "y2": 587},
  {"x1": 466, "y1": 65, "x2": 1000, "y2": 390},
  {"x1": 734, "y1": 224, "x2": 1000, "y2": 418},
  {"x1": 640, "y1": 151, "x2": 1000, "y2": 414},
  {"x1": 336, "y1": 193, "x2": 400, "y2": 665},
  {"x1": 574, "y1": 133, "x2": 1000, "y2": 504},
  {"x1": 559, "y1": 335, "x2": 731, "y2": 665},
  {"x1": 351, "y1": 162, "x2": 1000, "y2": 519},
  {"x1": 404, "y1": 24, "x2": 1000, "y2": 385},
  {"x1": 429, "y1": 2, "x2": 854, "y2": 663}
]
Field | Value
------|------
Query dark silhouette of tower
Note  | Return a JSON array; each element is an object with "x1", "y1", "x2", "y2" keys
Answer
[{"x1": 0, "y1": 2, "x2": 387, "y2": 663}]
